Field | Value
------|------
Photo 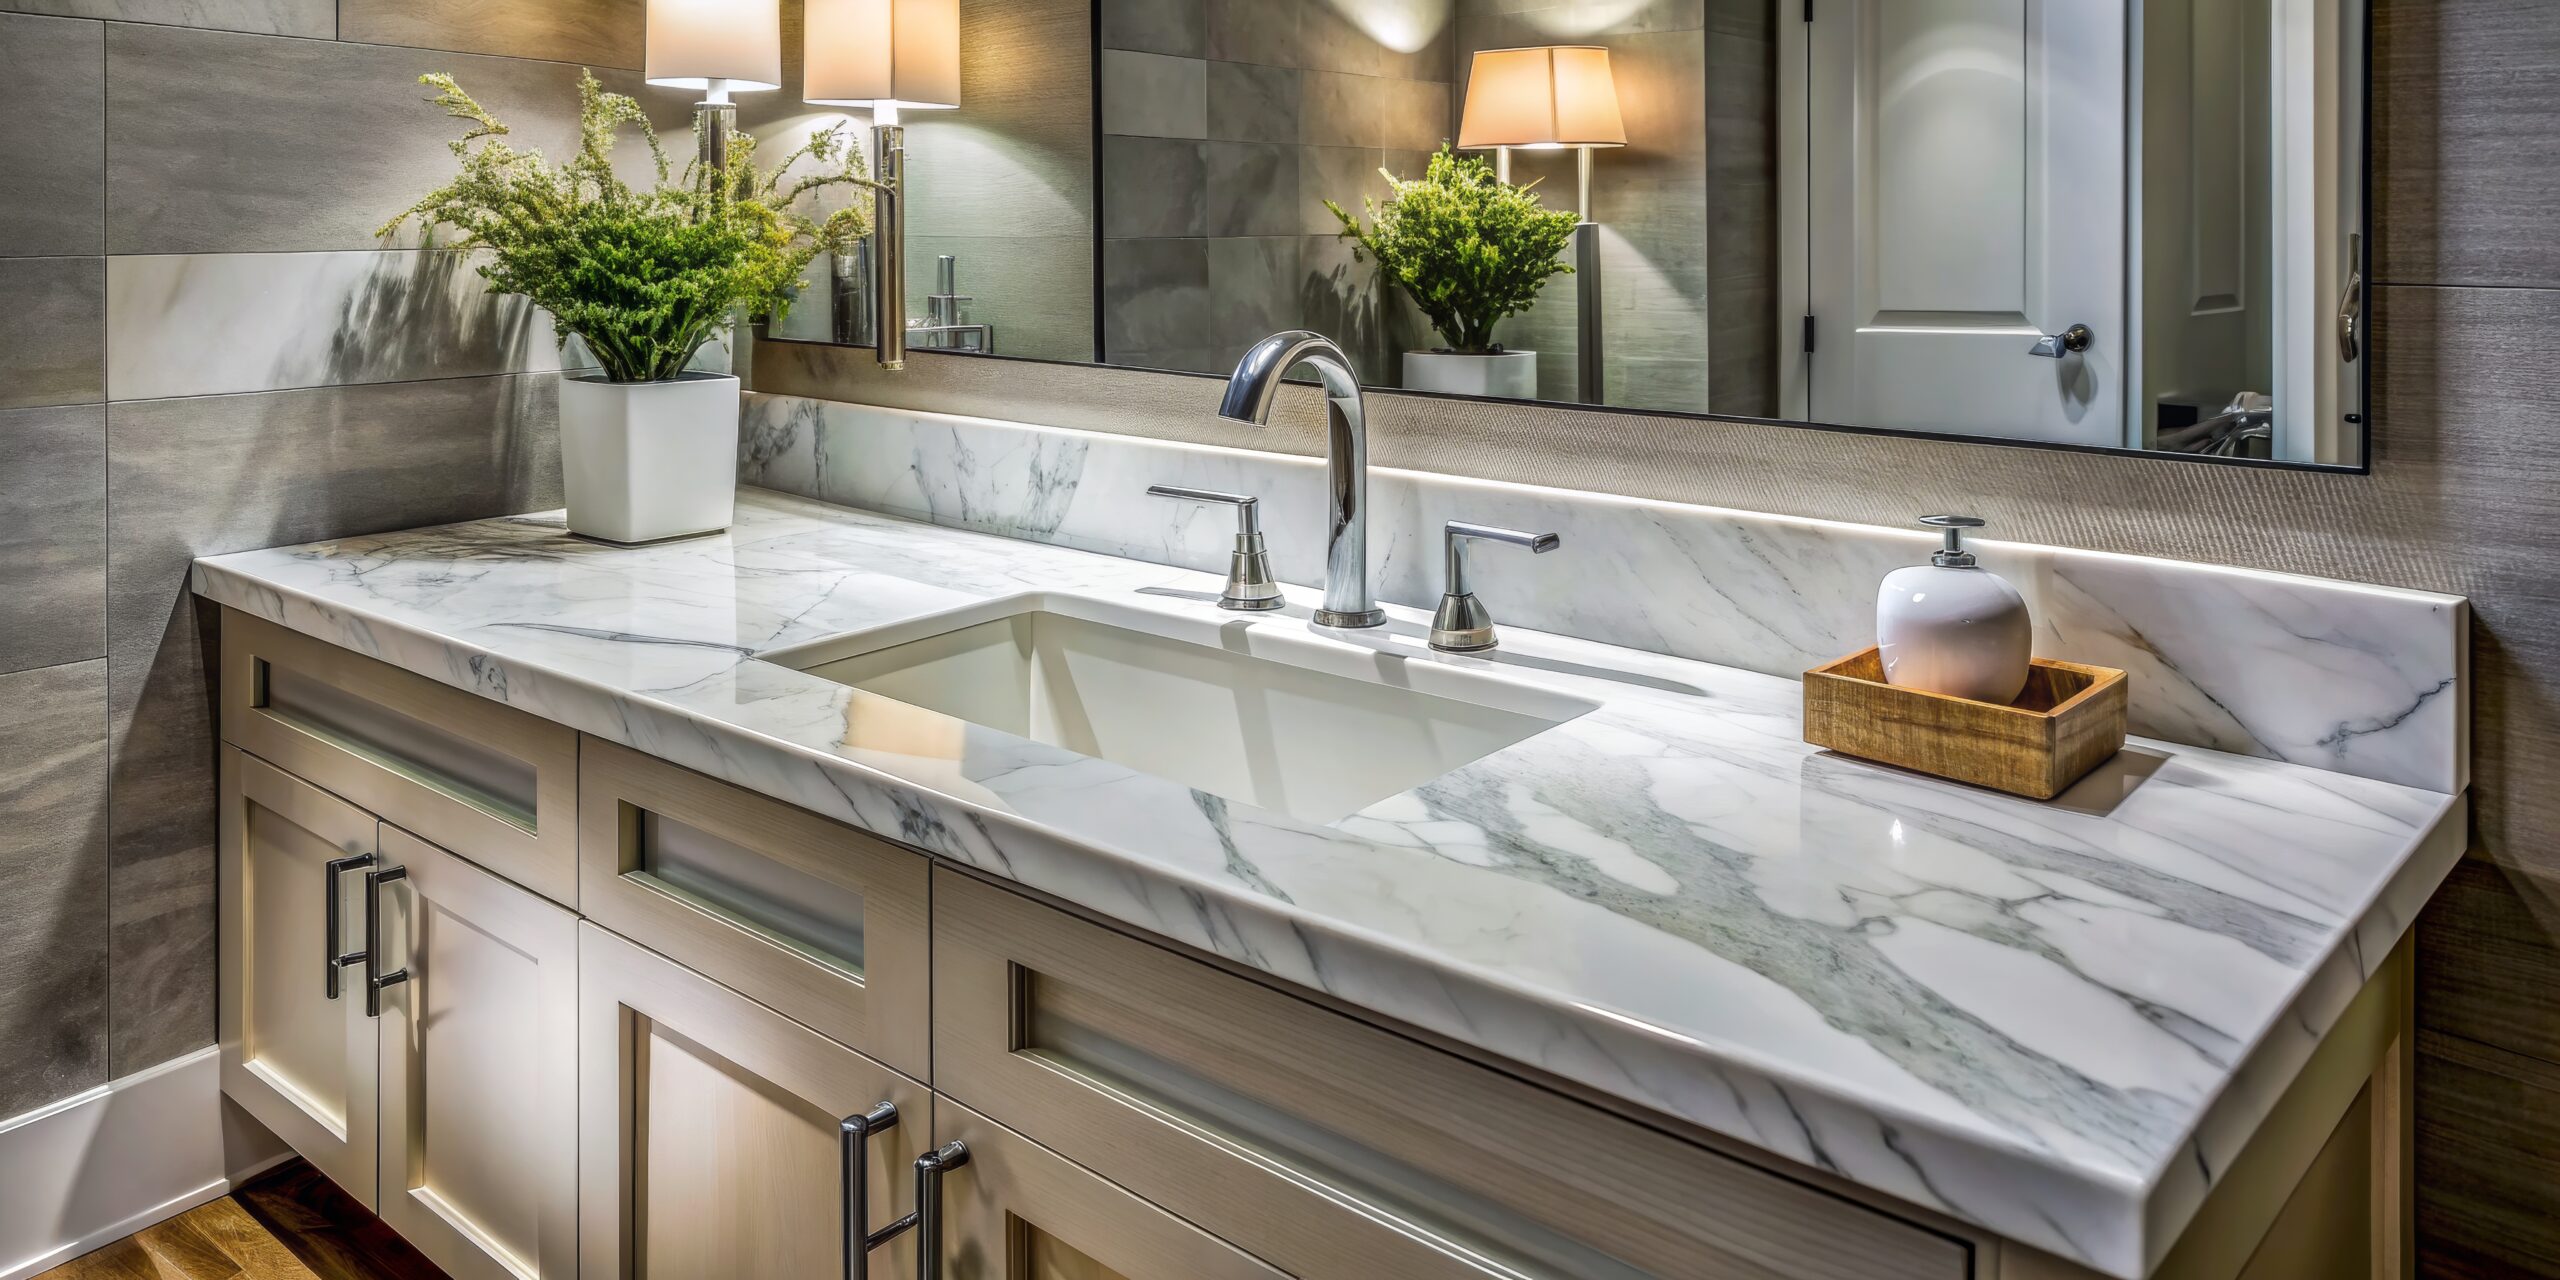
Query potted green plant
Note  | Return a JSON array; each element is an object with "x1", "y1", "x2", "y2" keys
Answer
[
  {"x1": 1327, "y1": 146, "x2": 1578, "y2": 399},
  {"x1": 385, "y1": 72, "x2": 870, "y2": 544}
]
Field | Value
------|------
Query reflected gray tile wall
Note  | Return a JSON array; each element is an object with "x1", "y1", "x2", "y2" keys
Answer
[
  {"x1": 0, "y1": 0, "x2": 329, "y2": 36},
  {"x1": 105, "y1": 373, "x2": 564, "y2": 1071},
  {"x1": 107, "y1": 250, "x2": 583, "y2": 400},
  {"x1": 1101, "y1": 0, "x2": 1452, "y2": 382},
  {"x1": 0, "y1": 407, "x2": 106, "y2": 676},
  {"x1": 0, "y1": 659, "x2": 109, "y2": 1120},
  {"x1": 0, "y1": 14, "x2": 104, "y2": 258},
  {"x1": 1100, "y1": 0, "x2": 1205, "y2": 58},
  {"x1": 339, "y1": 0, "x2": 644, "y2": 69}
]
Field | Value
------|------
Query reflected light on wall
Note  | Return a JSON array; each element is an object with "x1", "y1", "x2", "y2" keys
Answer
[{"x1": 1308, "y1": 0, "x2": 1452, "y2": 55}]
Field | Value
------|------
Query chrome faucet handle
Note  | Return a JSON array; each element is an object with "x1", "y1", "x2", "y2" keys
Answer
[
  {"x1": 1430, "y1": 521, "x2": 1561, "y2": 653},
  {"x1": 1148, "y1": 485, "x2": 1284, "y2": 611}
]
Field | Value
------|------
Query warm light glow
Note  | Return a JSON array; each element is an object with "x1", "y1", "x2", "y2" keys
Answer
[
  {"x1": 805, "y1": 0, "x2": 963, "y2": 111},
  {"x1": 1457, "y1": 46, "x2": 1627, "y2": 150},
  {"x1": 644, "y1": 0, "x2": 783, "y2": 92}
]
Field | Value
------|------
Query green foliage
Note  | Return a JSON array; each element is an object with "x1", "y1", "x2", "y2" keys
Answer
[
  {"x1": 1326, "y1": 146, "x2": 1578, "y2": 354},
  {"x1": 382, "y1": 71, "x2": 874, "y2": 383}
]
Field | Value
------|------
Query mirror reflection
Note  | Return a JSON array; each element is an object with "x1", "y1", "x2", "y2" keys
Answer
[{"x1": 756, "y1": 0, "x2": 2369, "y2": 468}]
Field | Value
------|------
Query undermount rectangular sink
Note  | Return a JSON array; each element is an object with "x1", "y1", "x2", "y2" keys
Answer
[{"x1": 759, "y1": 592, "x2": 1595, "y2": 825}]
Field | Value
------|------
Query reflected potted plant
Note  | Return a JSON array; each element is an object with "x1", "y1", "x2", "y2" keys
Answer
[
  {"x1": 385, "y1": 72, "x2": 870, "y2": 543},
  {"x1": 1327, "y1": 146, "x2": 1578, "y2": 399}
]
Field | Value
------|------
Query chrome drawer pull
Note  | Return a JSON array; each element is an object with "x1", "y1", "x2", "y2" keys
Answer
[
  {"x1": 323, "y1": 852, "x2": 376, "y2": 999},
  {"x1": 840, "y1": 1101, "x2": 901, "y2": 1280}
]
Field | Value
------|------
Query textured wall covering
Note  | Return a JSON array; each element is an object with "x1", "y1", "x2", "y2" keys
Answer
[
  {"x1": 0, "y1": 1, "x2": 614, "y2": 1114},
  {"x1": 748, "y1": 0, "x2": 2560, "y2": 1270}
]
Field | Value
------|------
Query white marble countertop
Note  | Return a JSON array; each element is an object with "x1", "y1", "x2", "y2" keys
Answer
[{"x1": 194, "y1": 489, "x2": 2464, "y2": 1278}]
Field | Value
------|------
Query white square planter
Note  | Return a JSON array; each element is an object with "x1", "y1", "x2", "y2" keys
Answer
[
  {"x1": 1401, "y1": 350, "x2": 1538, "y2": 400},
  {"x1": 559, "y1": 372, "x2": 740, "y2": 544}
]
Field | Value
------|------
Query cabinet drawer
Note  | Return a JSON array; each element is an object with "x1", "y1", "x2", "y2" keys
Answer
[
  {"x1": 934, "y1": 871, "x2": 1973, "y2": 1280},
  {"x1": 220, "y1": 609, "x2": 579, "y2": 907},
  {"x1": 932, "y1": 1100, "x2": 1288, "y2": 1280},
  {"x1": 578, "y1": 737, "x2": 932, "y2": 1078}
]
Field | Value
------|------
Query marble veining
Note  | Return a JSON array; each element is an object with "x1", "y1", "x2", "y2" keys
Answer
[
  {"x1": 194, "y1": 492, "x2": 2464, "y2": 1278},
  {"x1": 741, "y1": 394, "x2": 2467, "y2": 794}
]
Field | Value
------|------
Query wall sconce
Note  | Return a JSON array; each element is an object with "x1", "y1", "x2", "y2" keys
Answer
[
  {"x1": 805, "y1": 0, "x2": 962, "y2": 371},
  {"x1": 643, "y1": 0, "x2": 782, "y2": 178},
  {"x1": 1457, "y1": 46, "x2": 1626, "y2": 405}
]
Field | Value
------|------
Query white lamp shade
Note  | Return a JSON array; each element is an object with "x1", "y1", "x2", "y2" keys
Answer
[
  {"x1": 805, "y1": 0, "x2": 962, "y2": 110},
  {"x1": 645, "y1": 0, "x2": 783, "y2": 91},
  {"x1": 1457, "y1": 46, "x2": 1627, "y2": 150}
]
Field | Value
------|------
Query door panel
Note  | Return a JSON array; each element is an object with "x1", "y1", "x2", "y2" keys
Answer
[
  {"x1": 933, "y1": 1102, "x2": 1287, "y2": 1280},
  {"x1": 576, "y1": 923, "x2": 932, "y2": 1280},
  {"x1": 1810, "y1": 0, "x2": 2128, "y2": 445},
  {"x1": 218, "y1": 747, "x2": 380, "y2": 1210},
  {"x1": 375, "y1": 825, "x2": 579, "y2": 1280}
]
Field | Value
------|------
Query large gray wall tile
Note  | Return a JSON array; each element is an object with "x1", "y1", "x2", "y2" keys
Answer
[
  {"x1": 0, "y1": 0, "x2": 329, "y2": 36},
  {"x1": 0, "y1": 258, "x2": 104, "y2": 409},
  {"x1": 0, "y1": 14, "x2": 104, "y2": 258},
  {"x1": 340, "y1": 0, "x2": 644, "y2": 70},
  {"x1": 104, "y1": 372, "x2": 564, "y2": 1072},
  {"x1": 0, "y1": 406, "x2": 105, "y2": 675},
  {"x1": 0, "y1": 658, "x2": 108, "y2": 1119},
  {"x1": 1101, "y1": 0, "x2": 1206, "y2": 58},
  {"x1": 1207, "y1": 60, "x2": 1300, "y2": 143},
  {"x1": 106, "y1": 25, "x2": 686, "y2": 255},
  {"x1": 1204, "y1": 141, "x2": 1300, "y2": 237},
  {"x1": 1102, "y1": 136, "x2": 1207, "y2": 238},
  {"x1": 108, "y1": 250, "x2": 584, "y2": 401},
  {"x1": 1102, "y1": 238, "x2": 1210, "y2": 358},
  {"x1": 1207, "y1": 0, "x2": 1297, "y2": 67},
  {"x1": 1100, "y1": 49, "x2": 1208, "y2": 139}
]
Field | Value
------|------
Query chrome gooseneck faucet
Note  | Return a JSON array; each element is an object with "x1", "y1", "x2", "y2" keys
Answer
[{"x1": 1217, "y1": 331, "x2": 1385, "y2": 628}]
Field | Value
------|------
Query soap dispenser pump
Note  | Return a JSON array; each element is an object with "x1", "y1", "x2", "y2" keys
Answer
[{"x1": 1877, "y1": 515, "x2": 2032, "y2": 704}]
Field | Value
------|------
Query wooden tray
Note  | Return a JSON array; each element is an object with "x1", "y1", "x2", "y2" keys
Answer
[{"x1": 1803, "y1": 648, "x2": 2128, "y2": 800}]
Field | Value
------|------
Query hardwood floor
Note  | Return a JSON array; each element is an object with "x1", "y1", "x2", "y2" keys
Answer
[{"x1": 37, "y1": 1161, "x2": 446, "y2": 1280}]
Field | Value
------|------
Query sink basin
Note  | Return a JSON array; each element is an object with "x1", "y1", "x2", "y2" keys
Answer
[{"x1": 758, "y1": 592, "x2": 1595, "y2": 825}]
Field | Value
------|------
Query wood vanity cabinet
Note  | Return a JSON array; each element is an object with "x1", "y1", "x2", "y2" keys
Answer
[
  {"x1": 574, "y1": 923, "x2": 933, "y2": 1280},
  {"x1": 218, "y1": 747, "x2": 580, "y2": 1280}
]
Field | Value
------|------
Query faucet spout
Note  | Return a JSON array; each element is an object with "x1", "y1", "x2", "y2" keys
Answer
[{"x1": 1219, "y1": 331, "x2": 1385, "y2": 628}]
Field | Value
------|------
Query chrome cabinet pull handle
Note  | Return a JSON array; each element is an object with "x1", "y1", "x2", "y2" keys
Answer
[
  {"x1": 362, "y1": 865, "x2": 409, "y2": 1018},
  {"x1": 913, "y1": 1142, "x2": 969, "y2": 1280},
  {"x1": 855, "y1": 1138, "x2": 969, "y2": 1280},
  {"x1": 839, "y1": 1101, "x2": 901, "y2": 1280},
  {"x1": 2338, "y1": 233, "x2": 2364, "y2": 363},
  {"x1": 323, "y1": 852, "x2": 376, "y2": 999}
]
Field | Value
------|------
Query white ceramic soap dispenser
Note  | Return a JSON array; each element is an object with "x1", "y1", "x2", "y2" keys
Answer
[{"x1": 1876, "y1": 515, "x2": 2032, "y2": 704}]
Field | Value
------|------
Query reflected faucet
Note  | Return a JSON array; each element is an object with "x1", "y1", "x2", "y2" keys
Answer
[{"x1": 1218, "y1": 331, "x2": 1386, "y2": 628}]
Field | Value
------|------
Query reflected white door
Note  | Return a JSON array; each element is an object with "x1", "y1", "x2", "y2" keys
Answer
[{"x1": 1806, "y1": 0, "x2": 2128, "y2": 446}]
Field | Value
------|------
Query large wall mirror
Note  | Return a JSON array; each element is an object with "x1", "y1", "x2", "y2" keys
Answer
[{"x1": 754, "y1": 0, "x2": 2371, "y2": 469}]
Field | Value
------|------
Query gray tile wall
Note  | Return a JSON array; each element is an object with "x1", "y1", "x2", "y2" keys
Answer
[
  {"x1": 1097, "y1": 0, "x2": 1447, "y2": 384},
  {"x1": 0, "y1": 0, "x2": 638, "y2": 1110}
]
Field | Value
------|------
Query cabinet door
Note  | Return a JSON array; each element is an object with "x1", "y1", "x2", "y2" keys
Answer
[
  {"x1": 218, "y1": 746, "x2": 380, "y2": 1208},
  {"x1": 577, "y1": 923, "x2": 934, "y2": 1280},
  {"x1": 931, "y1": 1101, "x2": 1288, "y2": 1280},
  {"x1": 372, "y1": 824, "x2": 579, "y2": 1280}
]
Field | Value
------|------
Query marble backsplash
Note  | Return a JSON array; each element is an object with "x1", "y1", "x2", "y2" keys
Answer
[{"x1": 740, "y1": 393, "x2": 2468, "y2": 794}]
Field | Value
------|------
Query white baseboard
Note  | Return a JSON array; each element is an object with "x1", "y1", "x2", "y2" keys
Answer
[{"x1": 0, "y1": 1047, "x2": 293, "y2": 1280}]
